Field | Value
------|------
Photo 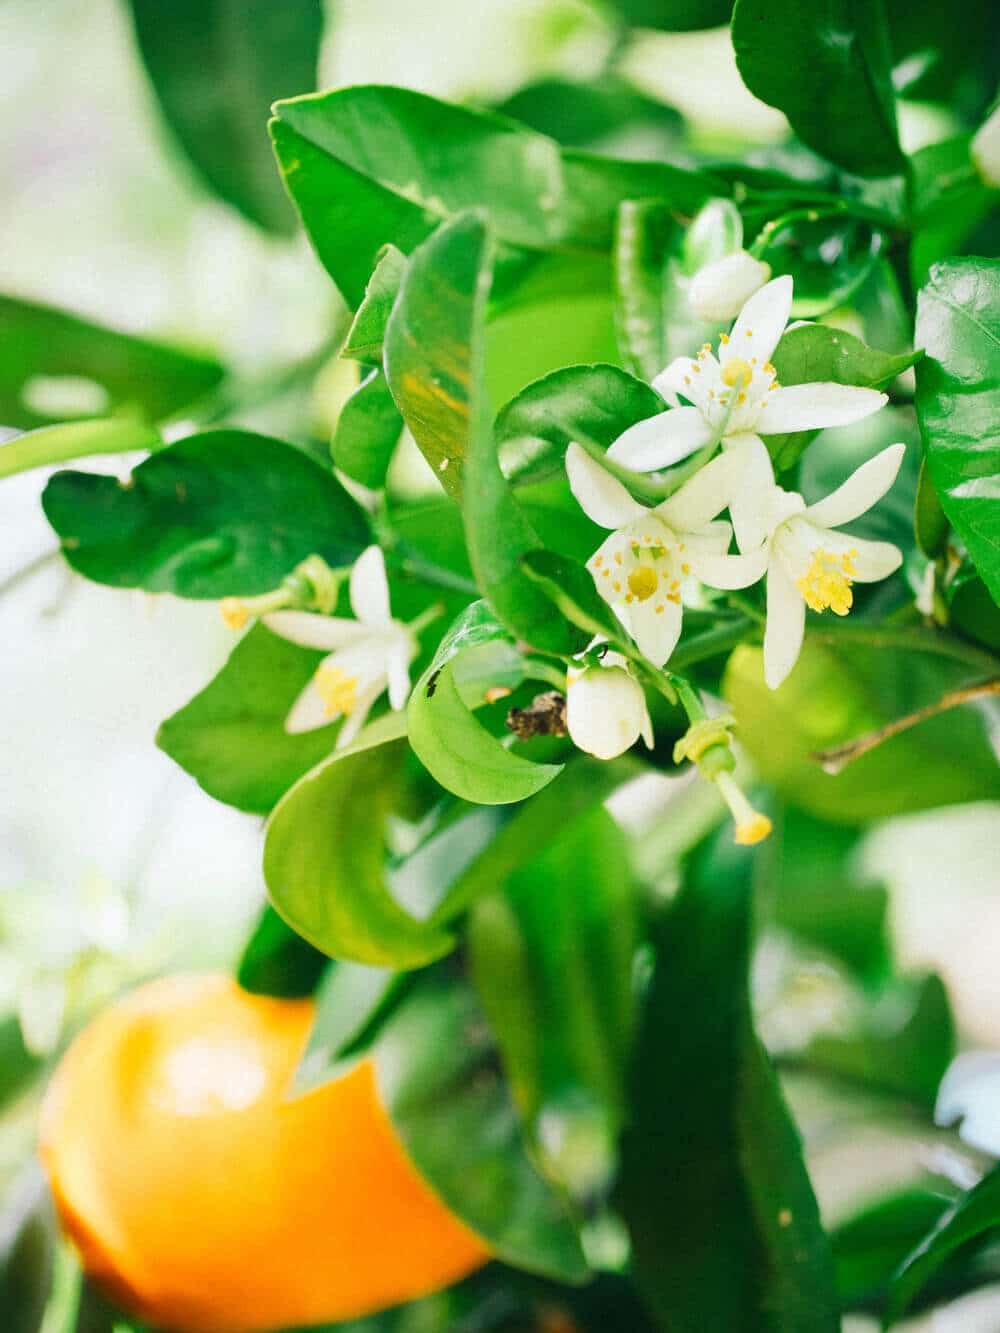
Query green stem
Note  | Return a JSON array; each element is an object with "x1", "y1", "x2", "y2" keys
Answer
[
  {"x1": 408, "y1": 602, "x2": 446, "y2": 636},
  {"x1": 572, "y1": 434, "x2": 670, "y2": 504},
  {"x1": 807, "y1": 621, "x2": 999, "y2": 674},
  {"x1": 385, "y1": 549, "x2": 479, "y2": 596},
  {"x1": 0, "y1": 419, "x2": 160, "y2": 481}
]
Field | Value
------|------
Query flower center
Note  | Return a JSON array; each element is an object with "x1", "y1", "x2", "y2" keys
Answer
[
  {"x1": 627, "y1": 567, "x2": 659, "y2": 601},
  {"x1": 315, "y1": 665, "x2": 359, "y2": 716},
  {"x1": 796, "y1": 548, "x2": 857, "y2": 616},
  {"x1": 720, "y1": 357, "x2": 753, "y2": 389}
]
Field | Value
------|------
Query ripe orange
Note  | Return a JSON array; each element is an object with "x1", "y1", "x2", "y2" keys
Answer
[{"x1": 39, "y1": 974, "x2": 489, "y2": 1332}]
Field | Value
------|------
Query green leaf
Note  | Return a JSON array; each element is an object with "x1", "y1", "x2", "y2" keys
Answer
[
  {"x1": 331, "y1": 367, "x2": 402, "y2": 490},
  {"x1": 619, "y1": 829, "x2": 839, "y2": 1329},
  {"x1": 732, "y1": 0, "x2": 903, "y2": 177},
  {"x1": 759, "y1": 215, "x2": 885, "y2": 320},
  {"x1": 803, "y1": 974, "x2": 955, "y2": 1106},
  {"x1": 520, "y1": 549, "x2": 623, "y2": 646},
  {"x1": 236, "y1": 902, "x2": 328, "y2": 999},
  {"x1": 294, "y1": 960, "x2": 400, "y2": 1094},
  {"x1": 773, "y1": 324, "x2": 919, "y2": 391},
  {"x1": 916, "y1": 259, "x2": 1000, "y2": 605},
  {"x1": 915, "y1": 457, "x2": 949, "y2": 559},
  {"x1": 0, "y1": 1016, "x2": 40, "y2": 1113},
  {"x1": 341, "y1": 245, "x2": 407, "y2": 363},
  {"x1": 468, "y1": 807, "x2": 638, "y2": 1126},
  {"x1": 948, "y1": 560, "x2": 1000, "y2": 652},
  {"x1": 497, "y1": 77, "x2": 682, "y2": 151},
  {"x1": 830, "y1": 1189, "x2": 953, "y2": 1309},
  {"x1": 128, "y1": 0, "x2": 322, "y2": 233},
  {"x1": 495, "y1": 363, "x2": 664, "y2": 487},
  {"x1": 0, "y1": 1169, "x2": 55, "y2": 1333},
  {"x1": 910, "y1": 136, "x2": 1000, "y2": 287},
  {"x1": 600, "y1": 0, "x2": 733, "y2": 29},
  {"x1": 374, "y1": 977, "x2": 590, "y2": 1283},
  {"x1": 263, "y1": 716, "x2": 457, "y2": 968},
  {"x1": 0, "y1": 294, "x2": 222, "y2": 431},
  {"x1": 723, "y1": 642, "x2": 1000, "y2": 823},
  {"x1": 886, "y1": 1165, "x2": 1000, "y2": 1324},
  {"x1": 612, "y1": 201, "x2": 677, "y2": 382},
  {"x1": 408, "y1": 602, "x2": 563, "y2": 805},
  {"x1": 270, "y1": 85, "x2": 721, "y2": 305},
  {"x1": 157, "y1": 624, "x2": 341, "y2": 814},
  {"x1": 43, "y1": 429, "x2": 369, "y2": 597}
]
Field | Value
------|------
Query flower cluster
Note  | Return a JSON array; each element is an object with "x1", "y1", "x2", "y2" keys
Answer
[{"x1": 569, "y1": 275, "x2": 905, "y2": 690}]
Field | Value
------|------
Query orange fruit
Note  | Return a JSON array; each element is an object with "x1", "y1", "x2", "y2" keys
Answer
[{"x1": 39, "y1": 974, "x2": 489, "y2": 1332}]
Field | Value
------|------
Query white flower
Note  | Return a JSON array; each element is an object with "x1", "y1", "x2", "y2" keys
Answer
[
  {"x1": 936, "y1": 1052, "x2": 1000, "y2": 1158},
  {"x1": 264, "y1": 546, "x2": 415, "y2": 745},
  {"x1": 566, "y1": 648, "x2": 654, "y2": 760},
  {"x1": 972, "y1": 103, "x2": 1000, "y2": 187},
  {"x1": 688, "y1": 250, "x2": 772, "y2": 322},
  {"x1": 604, "y1": 276, "x2": 888, "y2": 483},
  {"x1": 733, "y1": 438, "x2": 906, "y2": 689},
  {"x1": 566, "y1": 444, "x2": 768, "y2": 667}
]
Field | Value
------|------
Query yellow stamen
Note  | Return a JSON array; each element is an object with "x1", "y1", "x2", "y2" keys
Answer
[
  {"x1": 796, "y1": 548, "x2": 856, "y2": 616},
  {"x1": 716, "y1": 771, "x2": 772, "y2": 846},
  {"x1": 721, "y1": 357, "x2": 753, "y2": 389},
  {"x1": 719, "y1": 332, "x2": 730, "y2": 345},
  {"x1": 736, "y1": 813, "x2": 774, "y2": 846},
  {"x1": 220, "y1": 598, "x2": 250, "y2": 630},
  {"x1": 315, "y1": 665, "x2": 359, "y2": 717},
  {"x1": 627, "y1": 567, "x2": 659, "y2": 602}
]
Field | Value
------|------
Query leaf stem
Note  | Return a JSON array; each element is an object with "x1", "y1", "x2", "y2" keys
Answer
[
  {"x1": 0, "y1": 419, "x2": 161, "y2": 481},
  {"x1": 806, "y1": 621, "x2": 999, "y2": 674}
]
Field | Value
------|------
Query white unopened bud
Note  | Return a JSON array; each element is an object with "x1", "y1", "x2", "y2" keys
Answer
[
  {"x1": 972, "y1": 104, "x2": 1000, "y2": 188},
  {"x1": 688, "y1": 251, "x2": 772, "y2": 323},
  {"x1": 566, "y1": 661, "x2": 653, "y2": 761}
]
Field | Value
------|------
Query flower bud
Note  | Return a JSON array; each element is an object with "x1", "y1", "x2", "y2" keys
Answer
[
  {"x1": 688, "y1": 251, "x2": 772, "y2": 322},
  {"x1": 684, "y1": 198, "x2": 743, "y2": 272},
  {"x1": 972, "y1": 103, "x2": 1000, "y2": 188},
  {"x1": 566, "y1": 663, "x2": 653, "y2": 761}
]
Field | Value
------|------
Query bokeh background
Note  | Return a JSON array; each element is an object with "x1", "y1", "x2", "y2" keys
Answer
[{"x1": 2, "y1": 1, "x2": 999, "y2": 1326}]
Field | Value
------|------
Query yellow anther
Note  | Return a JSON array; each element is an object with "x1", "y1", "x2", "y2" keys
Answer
[
  {"x1": 796, "y1": 549, "x2": 854, "y2": 616},
  {"x1": 594, "y1": 555, "x2": 603, "y2": 567},
  {"x1": 745, "y1": 328, "x2": 754, "y2": 337},
  {"x1": 764, "y1": 362, "x2": 776, "y2": 375},
  {"x1": 691, "y1": 363, "x2": 701, "y2": 373},
  {"x1": 681, "y1": 563, "x2": 690, "y2": 575},
  {"x1": 735, "y1": 813, "x2": 773, "y2": 845},
  {"x1": 655, "y1": 605, "x2": 665, "y2": 614},
  {"x1": 721, "y1": 357, "x2": 753, "y2": 388},
  {"x1": 684, "y1": 376, "x2": 691, "y2": 385},
  {"x1": 719, "y1": 332, "x2": 730, "y2": 345},
  {"x1": 627, "y1": 567, "x2": 659, "y2": 602},
  {"x1": 315, "y1": 665, "x2": 359, "y2": 717},
  {"x1": 716, "y1": 770, "x2": 772, "y2": 847},
  {"x1": 614, "y1": 552, "x2": 622, "y2": 564},
  {"x1": 220, "y1": 598, "x2": 250, "y2": 630},
  {"x1": 613, "y1": 580, "x2": 621, "y2": 592},
  {"x1": 738, "y1": 392, "x2": 747, "y2": 404}
]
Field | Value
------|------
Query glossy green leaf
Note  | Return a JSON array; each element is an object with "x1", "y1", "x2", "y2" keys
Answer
[
  {"x1": 263, "y1": 716, "x2": 457, "y2": 967},
  {"x1": 408, "y1": 602, "x2": 563, "y2": 805},
  {"x1": 0, "y1": 1016, "x2": 40, "y2": 1113},
  {"x1": 128, "y1": 0, "x2": 322, "y2": 232},
  {"x1": 293, "y1": 960, "x2": 400, "y2": 1094},
  {"x1": 236, "y1": 902, "x2": 328, "y2": 999},
  {"x1": 732, "y1": 0, "x2": 903, "y2": 177},
  {"x1": 724, "y1": 642, "x2": 1000, "y2": 823},
  {"x1": 374, "y1": 977, "x2": 589, "y2": 1283},
  {"x1": 886, "y1": 1165, "x2": 1000, "y2": 1324},
  {"x1": 948, "y1": 560, "x2": 1000, "y2": 652},
  {"x1": 497, "y1": 77, "x2": 682, "y2": 151},
  {"x1": 331, "y1": 366, "x2": 402, "y2": 490},
  {"x1": 619, "y1": 829, "x2": 839, "y2": 1329},
  {"x1": 910, "y1": 136, "x2": 999, "y2": 287},
  {"x1": 495, "y1": 363, "x2": 664, "y2": 487},
  {"x1": 915, "y1": 457, "x2": 949, "y2": 559},
  {"x1": 0, "y1": 1169, "x2": 55, "y2": 1333},
  {"x1": 760, "y1": 216, "x2": 885, "y2": 320},
  {"x1": 520, "y1": 549, "x2": 622, "y2": 646},
  {"x1": 43, "y1": 429, "x2": 369, "y2": 597},
  {"x1": 830, "y1": 1189, "x2": 953, "y2": 1309},
  {"x1": 612, "y1": 200, "x2": 676, "y2": 382},
  {"x1": 804, "y1": 974, "x2": 955, "y2": 1106},
  {"x1": 916, "y1": 259, "x2": 1000, "y2": 604},
  {"x1": 468, "y1": 807, "x2": 638, "y2": 1126},
  {"x1": 157, "y1": 624, "x2": 341, "y2": 814},
  {"x1": 600, "y1": 0, "x2": 732, "y2": 29},
  {"x1": 0, "y1": 294, "x2": 222, "y2": 430},
  {"x1": 270, "y1": 85, "x2": 720, "y2": 305},
  {"x1": 341, "y1": 245, "x2": 406, "y2": 363}
]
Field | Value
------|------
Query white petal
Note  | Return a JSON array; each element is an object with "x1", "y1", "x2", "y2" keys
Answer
[
  {"x1": 723, "y1": 274, "x2": 793, "y2": 368},
  {"x1": 763, "y1": 558, "x2": 805, "y2": 690},
  {"x1": 386, "y1": 637, "x2": 414, "y2": 711},
  {"x1": 285, "y1": 674, "x2": 337, "y2": 734},
  {"x1": 683, "y1": 519, "x2": 732, "y2": 555},
  {"x1": 652, "y1": 357, "x2": 695, "y2": 407},
  {"x1": 819, "y1": 530, "x2": 903, "y2": 582},
  {"x1": 691, "y1": 544, "x2": 769, "y2": 591},
  {"x1": 803, "y1": 443, "x2": 906, "y2": 529},
  {"x1": 722, "y1": 433, "x2": 777, "y2": 553},
  {"x1": 688, "y1": 251, "x2": 772, "y2": 323},
  {"x1": 335, "y1": 683, "x2": 383, "y2": 750},
  {"x1": 656, "y1": 449, "x2": 746, "y2": 532},
  {"x1": 350, "y1": 545, "x2": 392, "y2": 625},
  {"x1": 619, "y1": 597, "x2": 683, "y2": 668},
  {"x1": 264, "y1": 611, "x2": 367, "y2": 651},
  {"x1": 756, "y1": 383, "x2": 887, "y2": 436},
  {"x1": 566, "y1": 666, "x2": 647, "y2": 760},
  {"x1": 566, "y1": 442, "x2": 647, "y2": 529},
  {"x1": 606, "y1": 407, "x2": 713, "y2": 472}
]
